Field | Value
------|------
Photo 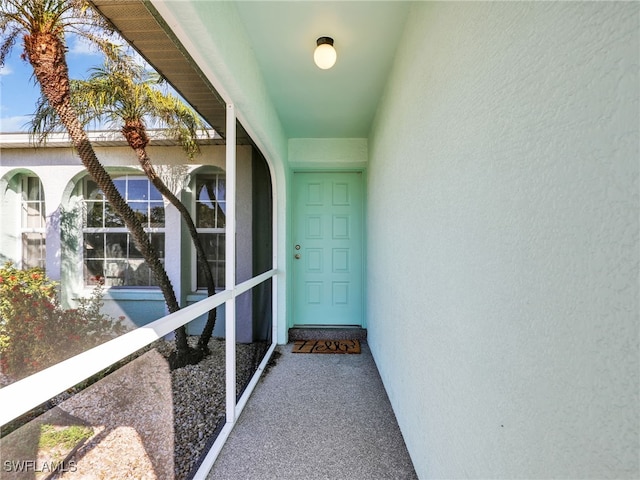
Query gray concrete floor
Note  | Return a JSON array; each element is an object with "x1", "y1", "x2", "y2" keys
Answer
[{"x1": 206, "y1": 342, "x2": 417, "y2": 480}]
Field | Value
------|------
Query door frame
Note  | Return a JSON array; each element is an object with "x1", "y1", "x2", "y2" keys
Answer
[{"x1": 287, "y1": 168, "x2": 367, "y2": 332}]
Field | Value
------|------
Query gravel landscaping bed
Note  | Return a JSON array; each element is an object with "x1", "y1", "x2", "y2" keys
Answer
[
  {"x1": 0, "y1": 337, "x2": 270, "y2": 480},
  {"x1": 158, "y1": 338, "x2": 270, "y2": 479}
]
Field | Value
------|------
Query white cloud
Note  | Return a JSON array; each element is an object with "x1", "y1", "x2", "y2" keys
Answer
[
  {"x1": 0, "y1": 115, "x2": 31, "y2": 133},
  {"x1": 68, "y1": 35, "x2": 101, "y2": 56},
  {"x1": 67, "y1": 33, "x2": 127, "y2": 58},
  {"x1": 0, "y1": 65, "x2": 13, "y2": 76}
]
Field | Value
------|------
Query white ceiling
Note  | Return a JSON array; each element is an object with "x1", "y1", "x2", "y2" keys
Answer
[{"x1": 235, "y1": 1, "x2": 411, "y2": 138}]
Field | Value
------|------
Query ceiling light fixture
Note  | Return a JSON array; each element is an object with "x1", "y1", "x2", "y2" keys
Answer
[{"x1": 314, "y1": 36, "x2": 337, "y2": 70}]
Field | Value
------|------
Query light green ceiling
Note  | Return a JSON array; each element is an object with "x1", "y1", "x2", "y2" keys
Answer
[
  {"x1": 234, "y1": 2, "x2": 411, "y2": 139},
  {"x1": 92, "y1": 1, "x2": 411, "y2": 142}
]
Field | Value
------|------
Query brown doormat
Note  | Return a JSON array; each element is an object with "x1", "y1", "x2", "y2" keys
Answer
[{"x1": 292, "y1": 339, "x2": 361, "y2": 354}]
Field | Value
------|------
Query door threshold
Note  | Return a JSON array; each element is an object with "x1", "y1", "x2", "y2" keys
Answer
[
  {"x1": 292, "y1": 324, "x2": 362, "y2": 329},
  {"x1": 289, "y1": 327, "x2": 367, "y2": 341}
]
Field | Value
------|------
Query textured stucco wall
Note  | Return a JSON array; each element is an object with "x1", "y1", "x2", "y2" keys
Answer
[{"x1": 367, "y1": 3, "x2": 639, "y2": 478}]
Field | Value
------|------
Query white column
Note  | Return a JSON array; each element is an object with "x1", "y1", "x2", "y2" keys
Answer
[
  {"x1": 164, "y1": 203, "x2": 182, "y2": 306},
  {"x1": 225, "y1": 103, "x2": 237, "y2": 424},
  {"x1": 43, "y1": 175, "x2": 70, "y2": 281},
  {"x1": 45, "y1": 208, "x2": 62, "y2": 280}
]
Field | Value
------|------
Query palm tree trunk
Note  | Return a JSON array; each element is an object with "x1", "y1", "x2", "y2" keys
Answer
[
  {"x1": 125, "y1": 121, "x2": 218, "y2": 353},
  {"x1": 25, "y1": 31, "x2": 197, "y2": 366}
]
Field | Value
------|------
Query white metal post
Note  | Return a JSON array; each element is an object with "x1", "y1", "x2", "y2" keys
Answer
[{"x1": 225, "y1": 103, "x2": 237, "y2": 424}]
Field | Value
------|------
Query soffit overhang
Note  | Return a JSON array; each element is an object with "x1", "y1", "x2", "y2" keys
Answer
[{"x1": 90, "y1": 0, "x2": 252, "y2": 145}]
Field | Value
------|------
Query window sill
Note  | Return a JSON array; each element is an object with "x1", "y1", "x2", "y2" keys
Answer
[
  {"x1": 99, "y1": 288, "x2": 165, "y2": 302},
  {"x1": 186, "y1": 289, "x2": 225, "y2": 303}
]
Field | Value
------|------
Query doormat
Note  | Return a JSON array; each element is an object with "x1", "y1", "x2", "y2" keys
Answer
[{"x1": 292, "y1": 339, "x2": 361, "y2": 354}]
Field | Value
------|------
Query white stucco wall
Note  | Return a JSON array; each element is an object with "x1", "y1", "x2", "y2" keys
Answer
[
  {"x1": 0, "y1": 143, "x2": 261, "y2": 334},
  {"x1": 367, "y1": 3, "x2": 639, "y2": 478}
]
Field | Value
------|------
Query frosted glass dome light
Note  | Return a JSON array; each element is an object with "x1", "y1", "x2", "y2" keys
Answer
[{"x1": 314, "y1": 37, "x2": 337, "y2": 70}]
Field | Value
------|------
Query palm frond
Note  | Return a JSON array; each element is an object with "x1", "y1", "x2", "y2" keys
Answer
[
  {"x1": 1, "y1": 0, "x2": 115, "y2": 63},
  {"x1": 0, "y1": 25, "x2": 20, "y2": 65},
  {"x1": 28, "y1": 95, "x2": 63, "y2": 144}
]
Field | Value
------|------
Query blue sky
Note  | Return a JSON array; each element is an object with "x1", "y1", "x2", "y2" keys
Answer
[
  {"x1": 0, "y1": 36, "x2": 105, "y2": 133},
  {"x1": 0, "y1": 35, "x2": 202, "y2": 134}
]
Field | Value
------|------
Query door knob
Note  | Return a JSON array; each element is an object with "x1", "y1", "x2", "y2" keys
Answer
[{"x1": 294, "y1": 254, "x2": 301, "y2": 259}]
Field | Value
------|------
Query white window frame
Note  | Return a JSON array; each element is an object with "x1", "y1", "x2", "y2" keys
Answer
[
  {"x1": 82, "y1": 174, "x2": 166, "y2": 288},
  {"x1": 192, "y1": 171, "x2": 226, "y2": 292},
  {"x1": 20, "y1": 175, "x2": 46, "y2": 270}
]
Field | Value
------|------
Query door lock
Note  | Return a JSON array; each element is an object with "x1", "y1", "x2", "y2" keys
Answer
[{"x1": 295, "y1": 244, "x2": 301, "y2": 250}]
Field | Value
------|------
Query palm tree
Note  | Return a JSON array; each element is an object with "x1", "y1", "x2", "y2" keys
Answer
[
  {"x1": 0, "y1": 0, "x2": 198, "y2": 367},
  {"x1": 31, "y1": 55, "x2": 221, "y2": 356}
]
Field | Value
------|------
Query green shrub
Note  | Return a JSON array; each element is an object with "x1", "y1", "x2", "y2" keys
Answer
[{"x1": 0, "y1": 262, "x2": 127, "y2": 382}]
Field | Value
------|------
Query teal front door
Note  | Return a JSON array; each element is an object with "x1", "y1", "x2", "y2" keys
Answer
[{"x1": 292, "y1": 172, "x2": 364, "y2": 326}]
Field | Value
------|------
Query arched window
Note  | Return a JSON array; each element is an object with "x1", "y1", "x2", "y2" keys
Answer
[
  {"x1": 82, "y1": 175, "x2": 165, "y2": 287},
  {"x1": 21, "y1": 176, "x2": 46, "y2": 269},
  {"x1": 194, "y1": 173, "x2": 226, "y2": 289}
]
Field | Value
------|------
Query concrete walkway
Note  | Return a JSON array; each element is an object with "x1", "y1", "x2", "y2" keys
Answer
[{"x1": 206, "y1": 342, "x2": 417, "y2": 480}]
